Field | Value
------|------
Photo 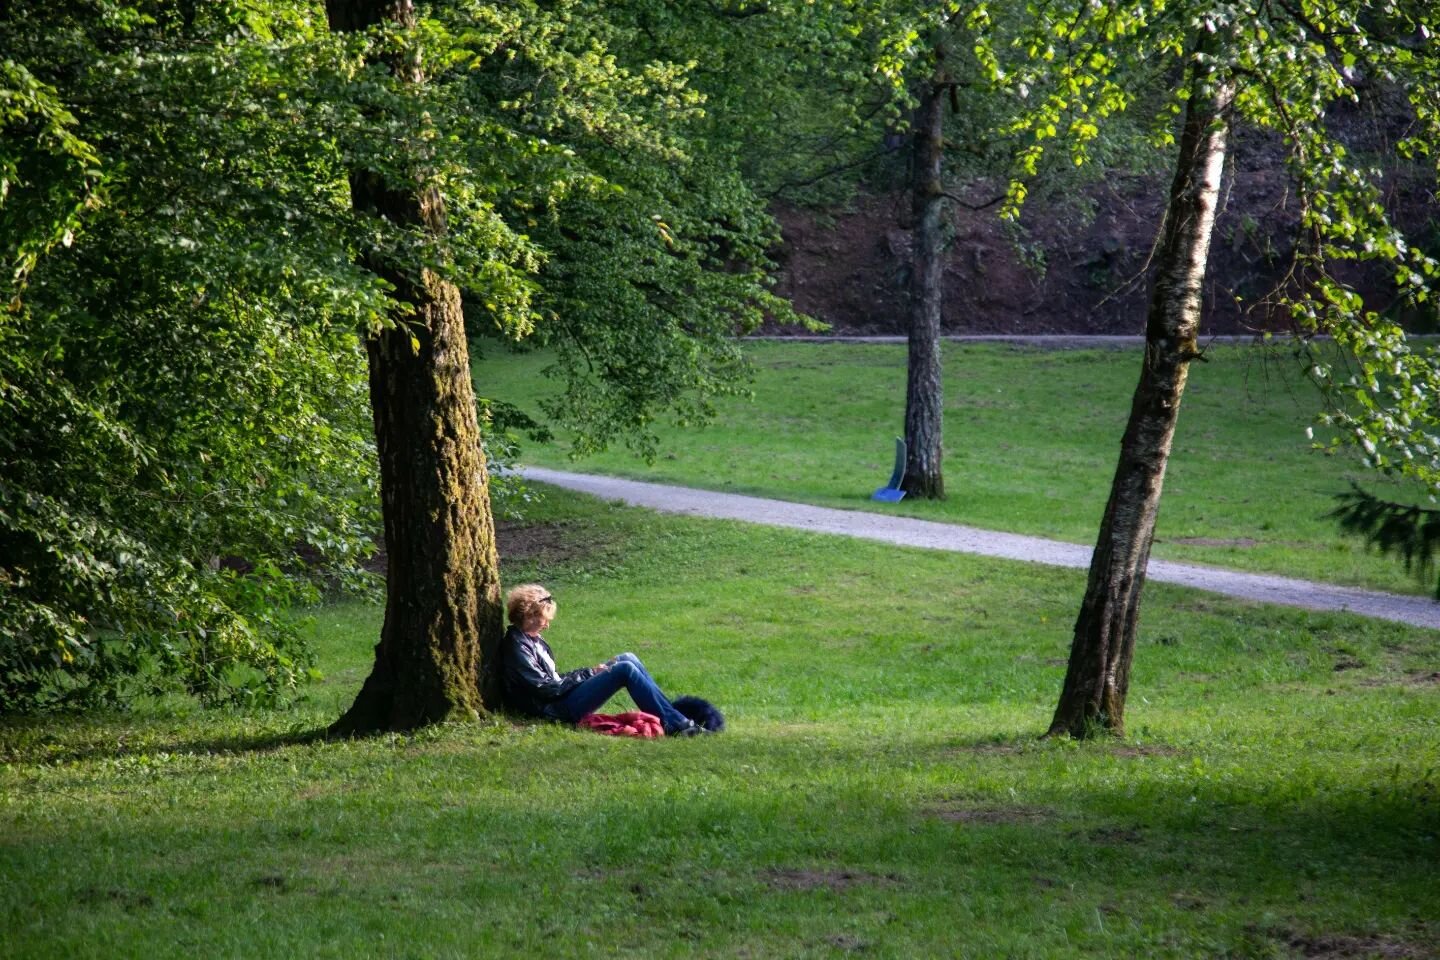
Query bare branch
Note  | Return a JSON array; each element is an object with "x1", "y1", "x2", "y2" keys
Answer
[
  {"x1": 940, "y1": 190, "x2": 1006, "y2": 211},
  {"x1": 765, "y1": 146, "x2": 894, "y2": 199}
]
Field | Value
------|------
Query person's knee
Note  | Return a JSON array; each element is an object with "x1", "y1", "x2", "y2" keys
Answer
[
  {"x1": 616, "y1": 652, "x2": 641, "y2": 667},
  {"x1": 612, "y1": 659, "x2": 640, "y2": 680}
]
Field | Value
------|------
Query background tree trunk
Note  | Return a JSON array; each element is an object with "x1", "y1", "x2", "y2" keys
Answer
[
  {"x1": 1047, "y1": 51, "x2": 1235, "y2": 739},
  {"x1": 902, "y1": 63, "x2": 947, "y2": 500},
  {"x1": 326, "y1": 0, "x2": 504, "y2": 734}
]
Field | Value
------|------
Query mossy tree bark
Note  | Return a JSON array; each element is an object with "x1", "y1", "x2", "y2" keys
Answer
[
  {"x1": 326, "y1": 0, "x2": 504, "y2": 735},
  {"x1": 902, "y1": 58, "x2": 947, "y2": 500},
  {"x1": 1047, "y1": 49, "x2": 1235, "y2": 739}
]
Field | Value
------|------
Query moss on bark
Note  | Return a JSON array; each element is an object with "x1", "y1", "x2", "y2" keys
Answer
[{"x1": 325, "y1": 0, "x2": 504, "y2": 736}]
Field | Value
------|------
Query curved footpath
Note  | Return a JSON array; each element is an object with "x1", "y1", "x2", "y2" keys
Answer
[{"x1": 520, "y1": 467, "x2": 1440, "y2": 631}]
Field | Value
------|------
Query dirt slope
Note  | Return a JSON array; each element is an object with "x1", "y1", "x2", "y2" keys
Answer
[{"x1": 769, "y1": 118, "x2": 1435, "y2": 337}]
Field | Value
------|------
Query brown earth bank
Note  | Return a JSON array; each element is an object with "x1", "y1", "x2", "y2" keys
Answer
[{"x1": 768, "y1": 110, "x2": 1438, "y2": 338}]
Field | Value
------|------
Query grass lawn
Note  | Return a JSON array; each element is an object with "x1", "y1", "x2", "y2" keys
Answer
[
  {"x1": 3, "y1": 487, "x2": 1437, "y2": 958},
  {"x1": 472, "y1": 339, "x2": 1432, "y2": 595}
]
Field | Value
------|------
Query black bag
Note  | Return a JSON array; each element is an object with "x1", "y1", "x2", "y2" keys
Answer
[{"x1": 671, "y1": 695, "x2": 725, "y2": 732}]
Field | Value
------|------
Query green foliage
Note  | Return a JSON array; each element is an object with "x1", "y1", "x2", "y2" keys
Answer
[
  {"x1": 1217, "y1": 5, "x2": 1440, "y2": 494},
  {"x1": 0, "y1": 0, "x2": 804, "y2": 708},
  {"x1": 313, "y1": 0, "x2": 803, "y2": 457},
  {"x1": 596, "y1": 1, "x2": 899, "y2": 204},
  {"x1": 447, "y1": 0, "x2": 802, "y2": 458},
  {"x1": 1330, "y1": 482, "x2": 1440, "y2": 597},
  {"x1": 8, "y1": 0, "x2": 1432, "y2": 709},
  {"x1": 986, "y1": 1, "x2": 1440, "y2": 488},
  {"x1": 946, "y1": 1, "x2": 1440, "y2": 588},
  {"x1": 0, "y1": 59, "x2": 102, "y2": 299},
  {"x1": 1, "y1": 1, "x2": 383, "y2": 710}
]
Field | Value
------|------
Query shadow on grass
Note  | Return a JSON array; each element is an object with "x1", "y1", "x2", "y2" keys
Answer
[
  {"x1": 0, "y1": 709, "x2": 553, "y2": 765},
  {"x1": 157, "y1": 725, "x2": 333, "y2": 757},
  {"x1": 0, "y1": 715, "x2": 332, "y2": 764},
  {"x1": 4, "y1": 744, "x2": 1436, "y2": 958}
]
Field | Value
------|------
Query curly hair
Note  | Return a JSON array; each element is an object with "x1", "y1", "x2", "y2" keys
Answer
[{"x1": 506, "y1": 583, "x2": 556, "y2": 626}]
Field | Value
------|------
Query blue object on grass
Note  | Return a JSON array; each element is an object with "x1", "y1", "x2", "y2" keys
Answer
[{"x1": 871, "y1": 437, "x2": 907, "y2": 502}]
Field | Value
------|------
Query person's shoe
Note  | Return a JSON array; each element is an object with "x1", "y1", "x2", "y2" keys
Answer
[{"x1": 669, "y1": 720, "x2": 706, "y2": 737}]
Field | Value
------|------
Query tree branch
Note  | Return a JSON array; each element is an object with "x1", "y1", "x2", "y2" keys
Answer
[
  {"x1": 765, "y1": 146, "x2": 894, "y2": 199},
  {"x1": 940, "y1": 190, "x2": 1006, "y2": 211}
]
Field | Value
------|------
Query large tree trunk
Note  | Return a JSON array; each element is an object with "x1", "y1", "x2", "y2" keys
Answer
[
  {"x1": 1047, "y1": 51, "x2": 1235, "y2": 739},
  {"x1": 901, "y1": 64, "x2": 947, "y2": 500},
  {"x1": 326, "y1": 0, "x2": 504, "y2": 734}
]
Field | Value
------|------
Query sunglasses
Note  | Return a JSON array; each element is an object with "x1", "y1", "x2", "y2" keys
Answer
[{"x1": 539, "y1": 595, "x2": 554, "y2": 604}]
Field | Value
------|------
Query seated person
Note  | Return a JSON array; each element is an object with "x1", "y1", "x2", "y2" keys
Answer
[{"x1": 500, "y1": 583, "x2": 707, "y2": 736}]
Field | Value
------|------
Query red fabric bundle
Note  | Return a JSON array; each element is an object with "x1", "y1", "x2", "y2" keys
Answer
[{"x1": 577, "y1": 711, "x2": 664, "y2": 738}]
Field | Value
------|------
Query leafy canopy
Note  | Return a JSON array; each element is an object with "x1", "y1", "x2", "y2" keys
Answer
[{"x1": 0, "y1": 0, "x2": 793, "y2": 709}]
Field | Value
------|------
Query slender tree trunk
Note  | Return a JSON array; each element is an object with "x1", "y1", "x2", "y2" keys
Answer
[
  {"x1": 1047, "y1": 51, "x2": 1235, "y2": 739},
  {"x1": 326, "y1": 0, "x2": 504, "y2": 734},
  {"x1": 902, "y1": 64, "x2": 947, "y2": 500}
]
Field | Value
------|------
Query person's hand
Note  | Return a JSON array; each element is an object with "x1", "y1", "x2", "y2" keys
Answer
[{"x1": 593, "y1": 662, "x2": 610, "y2": 672}]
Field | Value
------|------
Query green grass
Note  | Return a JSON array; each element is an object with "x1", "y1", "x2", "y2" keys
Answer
[
  {"x1": 474, "y1": 339, "x2": 1430, "y2": 594},
  {"x1": 4, "y1": 487, "x2": 1438, "y2": 958}
]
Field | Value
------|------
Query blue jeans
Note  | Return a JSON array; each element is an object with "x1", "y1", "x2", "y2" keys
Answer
[{"x1": 547, "y1": 652, "x2": 691, "y2": 733}]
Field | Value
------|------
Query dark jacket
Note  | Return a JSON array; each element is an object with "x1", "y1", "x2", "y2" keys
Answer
[{"x1": 501, "y1": 625, "x2": 598, "y2": 718}]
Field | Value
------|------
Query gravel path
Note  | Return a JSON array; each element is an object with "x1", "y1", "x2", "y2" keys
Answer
[
  {"x1": 749, "y1": 334, "x2": 1257, "y2": 348},
  {"x1": 521, "y1": 467, "x2": 1440, "y2": 631}
]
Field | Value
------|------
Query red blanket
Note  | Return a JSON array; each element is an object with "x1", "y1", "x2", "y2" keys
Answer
[{"x1": 577, "y1": 711, "x2": 664, "y2": 738}]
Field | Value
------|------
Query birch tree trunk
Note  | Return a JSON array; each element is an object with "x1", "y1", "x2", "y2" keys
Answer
[
  {"x1": 1047, "y1": 50, "x2": 1235, "y2": 739},
  {"x1": 901, "y1": 63, "x2": 947, "y2": 500},
  {"x1": 326, "y1": 0, "x2": 504, "y2": 734}
]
